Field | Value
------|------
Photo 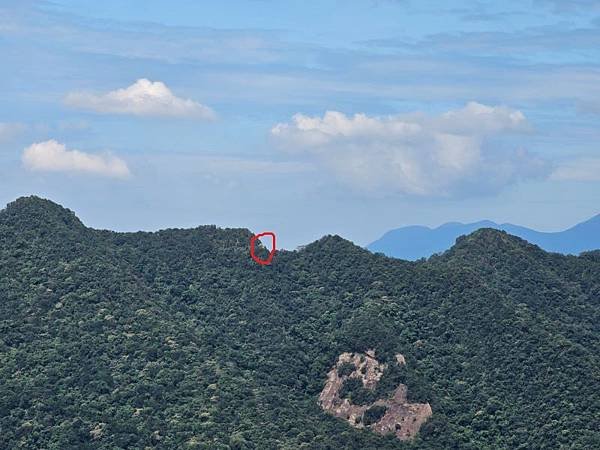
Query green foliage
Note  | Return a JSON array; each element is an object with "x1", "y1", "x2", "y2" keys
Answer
[
  {"x1": 338, "y1": 362, "x2": 356, "y2": 378},
  {"x1": 0, "y1": 197, "x2": 599, "y2": 449},
  {"x1": 363, "y1": 405, "x2": 387, "y2": 426},
  {"x1": 339, "y1": 377, "x2": 377, "y2": 405}
]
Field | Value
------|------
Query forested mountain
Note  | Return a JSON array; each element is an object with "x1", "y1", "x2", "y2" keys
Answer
[
  {"x1": 1, "y1": 196, "x2": 599, "y2": 449},
  {"x1": 368, "y1": 215, "x2": 600, "y2": 260}
]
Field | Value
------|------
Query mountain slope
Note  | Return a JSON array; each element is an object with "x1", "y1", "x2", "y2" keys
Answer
[
  {"x1": 368, "y1": 214, "x2": 600, "y2": 260},
  {"x1": 1, "y1": 197, "x2": 599, "y2": 449}
]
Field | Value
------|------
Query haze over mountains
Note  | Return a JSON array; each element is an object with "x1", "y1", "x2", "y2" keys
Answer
[
  {"x1": 368, "y1": 215, "x2": 600, "y2": 261},
  {"x1": 1, "y1": 196, "x2": 599, "y2": 449}
]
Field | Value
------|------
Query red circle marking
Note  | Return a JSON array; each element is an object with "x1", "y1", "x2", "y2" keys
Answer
[{"x1": 250, "y1": 232, "x2": 276, "y2": 265}]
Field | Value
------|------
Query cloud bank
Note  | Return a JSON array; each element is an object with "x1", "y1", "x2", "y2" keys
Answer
[
  {"x1": 65, "y1": 79, "x2": 215, "y2": 119},
  {"x1": 22, "y1": 140, "x2": 130, "y2": 178},
  {"x1": 271, "y1": 102, "x2": 547, "y2": 196}
]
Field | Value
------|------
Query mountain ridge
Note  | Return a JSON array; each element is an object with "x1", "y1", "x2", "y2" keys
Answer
[
  {"x1": 1, "y1": 196, "x2": 557, "y2": 262},
  {"x1": 368, "y1": 214, "x2": 600, "y2": 260},
  {"x1": 1, "y1": 197, "x2": 599, "y2": 449}
]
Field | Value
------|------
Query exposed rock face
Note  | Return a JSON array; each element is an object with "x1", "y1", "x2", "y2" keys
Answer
[{"x1": 318, "y1": 351, "x2": 432, "y2": 441}]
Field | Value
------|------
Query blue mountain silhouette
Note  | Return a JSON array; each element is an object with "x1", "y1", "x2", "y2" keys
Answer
[{"x1": 368, "y1": 214, "x2": 600, "y2": 260}]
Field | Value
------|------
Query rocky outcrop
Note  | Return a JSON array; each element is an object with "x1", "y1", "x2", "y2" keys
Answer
[{"x1": 318, "y1": 350, "x2": 432, "y2": 441}]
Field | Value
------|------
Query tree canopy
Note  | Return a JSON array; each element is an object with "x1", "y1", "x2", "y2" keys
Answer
[{"x1": 1, "y1": 196, "x2": 599, "y2": 449}]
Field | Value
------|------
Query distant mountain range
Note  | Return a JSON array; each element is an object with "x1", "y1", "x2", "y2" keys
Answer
[{"x1": 368, "y1": 214, "x2": 600, "y2": 260}]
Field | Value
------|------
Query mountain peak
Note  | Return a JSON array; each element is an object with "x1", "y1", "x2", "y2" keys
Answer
[
  {"x1": 446, "y1": 228, "x2": 540, "y2": 259},
  {"x1": 300, "y1": 234, "x2": 368, "y2": 260},
  {"x1": 1, "y1": 196, "x2": 84, "y2": 231}
]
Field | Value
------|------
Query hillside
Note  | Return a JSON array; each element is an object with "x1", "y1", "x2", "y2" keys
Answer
[
  {"x1": 368, "y1": 215, "x2": 600, "y2": 260},
  {"x1": 1, "y1": 197, "x2": 599, "y2": 449}
]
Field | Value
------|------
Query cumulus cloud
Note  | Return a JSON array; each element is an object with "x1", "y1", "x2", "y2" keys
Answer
[
  {"x1": 551, "y1": 158, "x2": 600, "y2": 181},
  {"x1": 64, "y1": 79, "x2": 215, "y2": 119},
  {"x1": 271, "y1": 102, "x2": 546, "y2": 196},
  {"x1": 22, "y1": 140, "x2": 130, "y2": 178}
]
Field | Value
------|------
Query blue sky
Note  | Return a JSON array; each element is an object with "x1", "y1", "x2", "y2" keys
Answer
[{"x1": 1, "y1": 0, "x2": 600, "y2": 248}]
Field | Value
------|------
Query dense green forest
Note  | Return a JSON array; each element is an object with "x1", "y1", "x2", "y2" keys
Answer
[{"x1": 1, "y1": 196, "x2": 599, "y2": 449}]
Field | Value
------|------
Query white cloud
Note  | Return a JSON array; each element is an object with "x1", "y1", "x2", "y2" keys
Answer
[
  {"x1": 64, "y1": 79, "x2": 215, "y2": 119},
  {"x1": 437, "y1": 102, "x2": 530, "y2": 134},
  {"x1": 551, "y1": 158, "x2": 600, "y2": 181},
  {"x1": 271, "y1": 102, "x2": 546, "y2": 196},
  {"x1": 22, "y1": 140, "x2": 130, "y2": 178}
]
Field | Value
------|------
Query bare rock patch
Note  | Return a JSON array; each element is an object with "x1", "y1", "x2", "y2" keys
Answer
[{"x1": 318, "y1": 350, "x2": 432, "y2": 441}]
